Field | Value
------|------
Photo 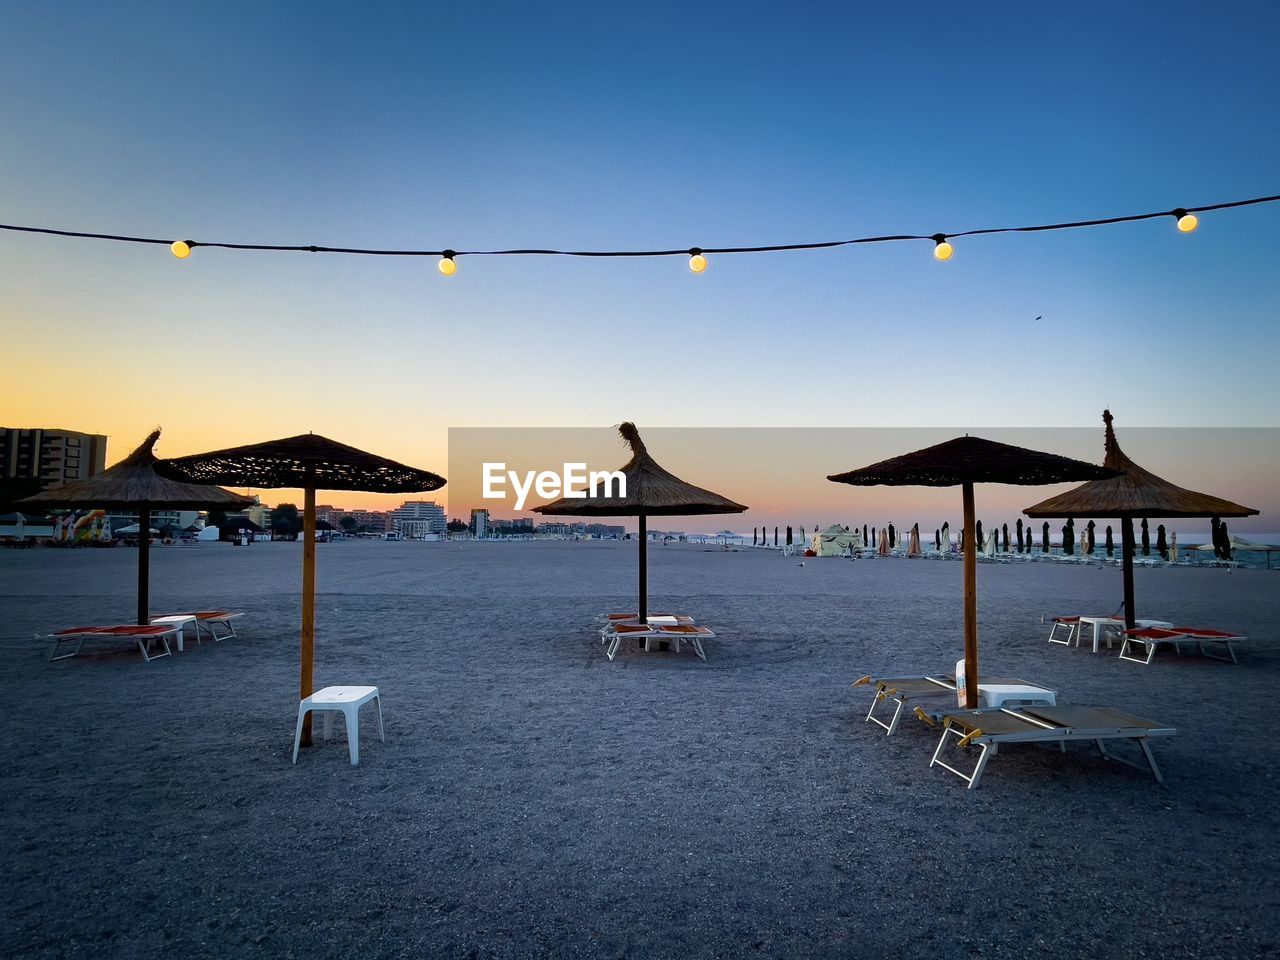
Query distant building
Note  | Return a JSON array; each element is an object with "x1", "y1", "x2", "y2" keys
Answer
[
  {"x1": 1, "y1": 428, "x2": 107, "y2": 488},
  {"x1": 390, "y1": 500, "x2": 446, "y2": 538},
  {"x1": 471, "y1": 508, "x2": 489, "y2": 538}
]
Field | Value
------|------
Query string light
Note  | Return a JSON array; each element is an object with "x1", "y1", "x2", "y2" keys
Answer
[
  {"x1": 1, "y1": 193, "x2": 1275, "y2": 270},
  {"x1": 1173, "y1": 208, "x2": 1199, "y2": 233}
]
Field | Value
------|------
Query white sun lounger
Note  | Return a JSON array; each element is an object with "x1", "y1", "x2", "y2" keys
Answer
[
  {"x1": 852, "y1": 674, "x2": 1057, "y2": 735},
  {"x1": 601, "y1": 622, "x2": 714, "y2": 661},
  {"x1": 927, "y1": 704, "x2": 1175, "y2": 789}
]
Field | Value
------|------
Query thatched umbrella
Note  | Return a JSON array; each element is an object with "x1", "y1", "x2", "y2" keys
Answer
[
  {"x1": 19, "y1": 430, "x2": 252, "y2": 624},
  {"x1": 1025, "y1": 410, "x2": 1257, "y2": 628},
  {"x1": 159, "y1": 433, "x2": 444, "y2": 747},
  {"x1": 535, "y1": 423, "x2": 747, "y2": 622},
  {"x1": 829, "y1": 435, "x2": 1112, "y2": 707}
]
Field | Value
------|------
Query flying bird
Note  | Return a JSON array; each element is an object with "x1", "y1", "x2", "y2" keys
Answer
[{"x1": 1034, "y1": 315, "x2": 1042, "y2": 321}]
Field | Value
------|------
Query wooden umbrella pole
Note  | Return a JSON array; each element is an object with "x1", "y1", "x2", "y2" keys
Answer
[
  {"x1": 961, "y1": 482, "x2": 978, "y2": 709},
  {"x1": 300, "y1": 485, "x2": 317, "y2": 748},
  {"x1": 137, "y1": 504, "x2": 151, "y2": 625},
  {"x1": 638, "y1": 513, "x2": 648, "y2": 622},
  {"x1": 1121, "y1": 516, "x2": 1137, "y2": 630}
]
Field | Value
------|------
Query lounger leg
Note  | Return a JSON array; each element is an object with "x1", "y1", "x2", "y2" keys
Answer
[
  {"x1": 1139, "y1": 738, "x2": 1164, "y2": 784},
  {"x1": 48, "y1": 636, "x2": 86, "y2": 661},
  {"x1": 1199, "y1": 640, "x2": 1238, "y2": 664},
  {"x1": 376, "y1": 694, "x2": 385, "y2": 742},
  {"x1": 886, "y1": 698, "x2": 907, "y2": 736},
  {"x1": 967, "y1": 744, "x2": 993, "y2": 789},
  {"x1": 691, "y1": 637, "x2": 706, "y2": 661},
  {"x1": 292, "y1": 705, "x2": 307, "y2": 764},
  {"x1": 606, "y1": 634, "x2": 620, "y2": 661}
]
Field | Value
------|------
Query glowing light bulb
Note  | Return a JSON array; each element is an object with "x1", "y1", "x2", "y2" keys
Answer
[
  {"x1": 438, "y1": 252, "x2": 457, "y2": 276},
  {"x1": 689, "y1": 249, "x2": 707, "y2": 273},
  {"x1": 170, "y1": 240, "x2": 191, "y2": 259},
  {"x1": 932, "y1": 235, "x2": 953, "y2": 261},
  {"x1": 1175, "y1": 210, "x2": 1198, "y2": 233}
]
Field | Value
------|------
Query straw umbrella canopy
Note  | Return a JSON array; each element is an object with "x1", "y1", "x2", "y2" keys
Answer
[
  {"x1": 830, "y1": 435, "x2": 1113, "y2": 707},
  {"x1": 534, "y1": 423, "x2": 747, "y2": 622},
  {"x1": 19, "y1": 430, "x2": 252, "y2": 624},
  {"x1": 1025, "y1": 410, "x2": 1258, "y2": 628},
  {"x1": 158, "y1": 433, "x2": 444, "y2": 748}
]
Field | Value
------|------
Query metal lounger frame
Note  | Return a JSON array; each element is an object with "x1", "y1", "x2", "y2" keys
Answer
[{"x1": 862, "y1": 676, "x2": 956, "y2": 735}]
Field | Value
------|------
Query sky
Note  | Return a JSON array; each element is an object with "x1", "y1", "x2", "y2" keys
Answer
[{"x1": 2, "y1": 2, "x2": 1278, "y2": 513}]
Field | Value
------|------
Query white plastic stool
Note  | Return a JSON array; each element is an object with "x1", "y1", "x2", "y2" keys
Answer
[{"x1": 292, "y1": 685, "x2": 384, "y2": 765}]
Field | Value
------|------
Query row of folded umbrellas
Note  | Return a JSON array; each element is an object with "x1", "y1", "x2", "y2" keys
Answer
[{"x1": 18, "y1": 410, "x2": 1258, "y2": 718}]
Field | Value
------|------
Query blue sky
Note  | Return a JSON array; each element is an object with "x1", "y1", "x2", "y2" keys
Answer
[{"x1": 1, "y1": 2, "x2": 1277, "y2": 506}]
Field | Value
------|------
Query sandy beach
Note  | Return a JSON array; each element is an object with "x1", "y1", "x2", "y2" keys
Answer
[{"x1": 2, "y1": 539, "x2": 1278, "y2": 959}]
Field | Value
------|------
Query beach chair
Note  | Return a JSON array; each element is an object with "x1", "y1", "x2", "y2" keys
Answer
[
  {"x1": 1121, "y1": 627, "x2": 1247, "y2": 665},
  {"x1": 927, "y1": 704, "x2": 1175, "y2": 789},
  {"x1": 41, "y1": 623, "x2": 180, "y2": 662},
  {"x1": 156, "y1": 610, "x2": 244, "y2": 643},
  {"x1": 601, "y1": 623, "x2": 714, "y2": 661},
  {"x1": 1173, "y1": 627, "x2": 1248, "y2": 663},
  {"x1": 852, "y1": 674, "x2": 1056, "y2": 735}
]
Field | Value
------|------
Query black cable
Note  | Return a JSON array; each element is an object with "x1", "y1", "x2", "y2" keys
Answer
[{"x1": 1, "y1": 193, "x2": 1277, "y2": 259}]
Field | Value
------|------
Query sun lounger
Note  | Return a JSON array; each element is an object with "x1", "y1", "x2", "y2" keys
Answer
[
  {"x1": 852, "y1": 674, "x2": 1057, "y2": 736},
  {"x1": 1121, "y1": 626, "x2": 1248, "y2": 665},
  {"x1": 600, "y1": 622, "x2": 714, "y2": 661},
  {"x1": 155, "y1": 610, "x2": 244, "y2": 643},
  {"x1": 1172, "y1": 627, "x2": 1249, "y2": 663},
  {"x1": 41, "y1": 623, "x2": 180, "y2": 662},
  {"x1": 928, "y1": 704, "x2": 1176, "y2": 789}
]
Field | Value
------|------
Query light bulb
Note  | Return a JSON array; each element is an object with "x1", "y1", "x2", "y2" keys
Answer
[
  {"x1": 689, "y1": 249, "x2": 707, "y2": 273},
  {"x1": 170, "y1": 240, "x2": 191, "y2": 259},
  {"x1": 438, "y1": 252, "x2": 457, "y2": 276},
  {"x1": 932, "y1": 235, "x2": 953, "y2": 261},
  {"x1": 1175, "y1": 210, "x2": 1198, "y2": 233}
]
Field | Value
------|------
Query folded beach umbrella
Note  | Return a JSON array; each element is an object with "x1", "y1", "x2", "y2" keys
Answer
[
  {"x1": 534, "y1": 423, "x2": 747, "y2": 622},
  {"x1": 830, "y1": 435, "x2": 1113, "y2": 707},
  {"x1": 1025, "y1": 410, "x2": 1257, "y2": 628},
  {"x1": 1106, "y1": 525, "x2": 1115, "y2": 556},
  {"x1": 158, "y1": 433, "x2": 444, "y2": 748},
  {"x1": 907, "y1": 524, "x2": 923, "y2": 557},
  {"x1": 1156, "y1": 524, "x2": 1168, "y2": 560},
  {"x1": 1169, "y1": 530, "x2": 1178, "y2": 563},
  {"x1": 1042, "y1": 522, "x2": 1050, "y2": 553},
  {"x1": 19, "y1": 430, "x2": 252, "y2": 624},
  {"x1": 1141, "y1": 518, "x2": 1151, "y2": 556},
  {"x1": 1086, "y1": 520, "x2": 1096, "y2": 555}
]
